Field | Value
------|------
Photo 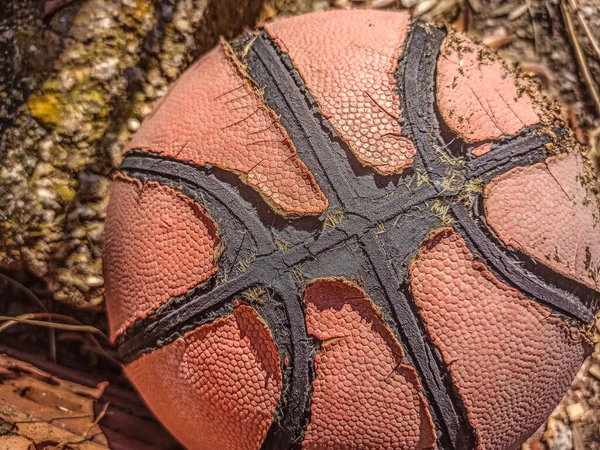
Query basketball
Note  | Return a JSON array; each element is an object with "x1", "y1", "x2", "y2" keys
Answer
[{"x1": 103, "y1": 9, "x2": 599, "y2": 450}]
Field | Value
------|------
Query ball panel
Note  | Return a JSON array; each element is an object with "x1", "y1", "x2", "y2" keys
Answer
[
  {"x1": 125, "y1": 45, "x2": 327, "y2": 217},
  {"x1": 436, "y1": 33, "x2": 541, "y2": 142},
  {"x1": 265, "y1": 10, "x2": 415, "y2": 174},
  {"x1": 410, "y1": 228, "x2": 591, "y2": 450},
  {"x1": 485, "y1": 151, "x2": 600, "y2": 290},
  {"x1": 125, "y1": 305, "x2": 282, "y2": 450},
  {"x1": 103, "y1": 173, "x2": 219, "y2": 340},
  {"x1": 302, "y1": 278, "x2": 436, "y2": 450}
]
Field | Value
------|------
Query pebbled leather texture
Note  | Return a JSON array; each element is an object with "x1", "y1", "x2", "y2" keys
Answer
[
  {"x1": 265, "y1": 10, "x2": 415, "y2": 174},
  {"x1": 411, "y1": 229, "x2": 592, "y2": 450},
  {"x1": 103, "y1": 173, "x2": 219, "y2": 340},
  {"x1": 125, "y1": 305, "x2": 282, "y2": 450},
  {"x1": 437, "y1": 32, "x2": 541, "y2": 142},
  {"x1": 302, "y1": 278, "x2": 436, "y2": 449},
  {"x1": 485, "y1": 151, "x2": 600, "y2": 290},
  {"x1": 125, "y1": 45, "x2": 327, "y2": 217}
]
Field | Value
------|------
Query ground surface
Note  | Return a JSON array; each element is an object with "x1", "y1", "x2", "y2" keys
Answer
[{"x1": 0, "y1": 0, "x2": 598, "y2": 448}]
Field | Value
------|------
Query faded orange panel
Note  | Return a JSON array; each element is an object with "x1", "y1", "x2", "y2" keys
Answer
[
  {"x1": 103, "y1": 173, "x2": 219, "y2": 340},
  {"x1": 126, "y1": 45, "x2": 327, "y2": 217},
  {"x1": 125, "y1": 305, "x2": 282, "y2": 450},
  {"x1": 265, "y1": 10, "x2": 415, "y2": 174},
  {"x1": 437, "y1": 33, "x2": 541, "y2": 142},
  {"x1": 410, "y1": 229, "x2": 591, "y2": 450},
  {"x1": 485, "y1": 151, "x2": 600, "y2": 291},
  {"x1": 302, "y1": 278, "x2": 436, "y2": 449}
]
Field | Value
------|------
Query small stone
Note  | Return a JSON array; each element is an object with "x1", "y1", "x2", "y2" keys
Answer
[
  {"x1": 313, "y1": 1, "x2": 329, "y2": 12},
  {"x1": 333, "y1": 0, "x2": 349, "y2": 7},
  {"x1": 39, "y1": 137, "x2": 53, "y2": 152},
  {"x1": 59, "y1": 71, "x2": 75, "y2": 91},
  {"x1": 76, "y1": 205, "x2": 95, "y2": 219},
  {"x1": 37, "y1": 187, "x2": 57, "y2": 203},
  {"x1": 588, "y1": 363, "x2": 600, "y2": 380},
  {"x1": 33, "y1": 162, "x2": 55, "y2": 178},
  {"x1": 413, "y1": 0, "x2": 437, "y2": 16},
  {"x1": 174, "y1": 16, "x2": 191, "y2": 33},
  {"x1": 163, "y1": 65, "x2": 179, "y2": 80},
  {"x1": 42, "y1": 210, "x2": 56, "y2": 223},
  {"x1": 139, "y1": 104, "x2": 153, "y2": 117},
  {"x1": 508, "y1": 3, "x2": 529, "y2": 20},
  {"x1": 92, "y1": 58, "x2": 119, "y2": 80},
  {"x1": 99, "y1": 16, "x2": 115, "y2": 29},
  {"x1": 565, "y1": 72, "x2": 579, "y2": 83},
  {"x1": 401, "y1": 0, "x2": 419, "y2": 7},
  {"x1": 544, "y1": 418, "x2": 573, "y2": 450},
  {"x1": 86, "y1": 275, "x2": 104, "y2": 288},
  {"x1": 127, "y1": 118, "x2": 140, "y2": 132},
  {"x1": 566, "y1": 403, "x2": 584, "y2": 422},
  {"x1": 147, "y1": 67, "x2": 164, "y2": 87},
  {"x1": 172, "y1": 54, "x2": 183, "y2": 66},
  {"x1": 372, "y1": 0, "x2": 397, "y2": 9}
]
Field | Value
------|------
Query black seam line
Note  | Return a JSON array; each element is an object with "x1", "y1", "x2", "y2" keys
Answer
[
  {"x1": 242, "y1": 31, "x2": 437, "y2": 223},
  {"x1": 360, "y1": 234, "x2": 473, "y2": 450},
  {"x1": 118, "y1": 269, "x2": 258, "y2": 362},
  {"x1": 453, "y1": 202, "x2": 595, "y2": 323},
  {"x1": 242, "y1": 278, "x2": 311, "y2": 450},
  {"x1": 117, "y1": 159, "x2": 440, "y2": 362},
  {"x1": 260, "y1": 277, "x2": 312, "y2": 450},
  {"x1": 402, "y1": 26, "x2": 561, "y2": 184},
  {"x1": 116, "y1": 153, "x2": 443, "y2": 368},
  {"x1": 239, "y1": 31, "x2": 429, "y2": 215},
  {"x1": 236, "y1": 32, "x2": 354, "y2": 210},
  {"x1": 466, "y1": 125, "x2": 559, "y2": 179},
  {"x1": 399, "y1": 22, "x2": 479, "y2": 450},
  {"x1": 116, "y1": 155, "x2": 441, "y2": 360},
  {"x1": 400, "y1": 22, "x2": 594, "y2": 324},
  {"x1": 120, "y1": 152, "x2": 277, "y2": 257}
]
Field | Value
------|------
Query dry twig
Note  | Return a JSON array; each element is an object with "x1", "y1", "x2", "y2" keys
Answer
[
  {"x1": 560, "y1": 0, "x2": 600, "y2": 116},
  {"x1": 0, "y1": 314, "x2": 108, "y2": 338},
  {"x1": 561, "y1": 0, "x2": 600, "y2": 158},
  {"x1": 0, "y1": 273, "x2": 57, "y2": 362},
  {"x1": 568, "y1": 0, "x2": 600, "y2": 61},
  {"x1": 525, "y1": 0, "x2": 541, "y2": 55},
  {"x1": 52, "y1": 402, "x2": 110, "y2": 449}
]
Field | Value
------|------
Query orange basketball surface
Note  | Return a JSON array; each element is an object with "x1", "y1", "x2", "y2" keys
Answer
[{"x1": 103, "y1": 9, "x2": 599, "y2": 450}]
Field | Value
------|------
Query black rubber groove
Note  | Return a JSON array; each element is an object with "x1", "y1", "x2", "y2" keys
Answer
[
  {"x1": 453, "y1": 202, "x2": 594, "y2": 322},
  {"x1": 466, "y1": 125, "x2": 559, "y2": 179}
]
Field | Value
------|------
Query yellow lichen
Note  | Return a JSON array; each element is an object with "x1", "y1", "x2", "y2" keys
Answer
[
  {"x1": 55, "y1": 185, "x2": 76, "y2": 203},
  {"x1": 27, "y1": 94, "x2": 63, "y2": 126}
]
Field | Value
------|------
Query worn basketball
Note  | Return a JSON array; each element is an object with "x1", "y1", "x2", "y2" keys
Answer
[{"x1": 103, "y1": 9, "x2": 599, "y2": 450}]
